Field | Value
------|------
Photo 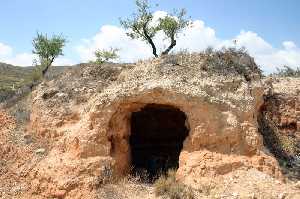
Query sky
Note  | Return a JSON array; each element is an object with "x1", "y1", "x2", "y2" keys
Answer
[{"x1": 0, "y1": 0, "x2": 300, "y2": 73}]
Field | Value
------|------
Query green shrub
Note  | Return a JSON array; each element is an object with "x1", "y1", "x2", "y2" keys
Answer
[
  {"x1": 94, "y1": 48, "x2": 119, "y2": 64},
  {"x1": 30, "y1": 67, "x2": 43, "y2": 82},
  {"x1": 154, "y1": 169, "x2": 194, "y2": 199}
]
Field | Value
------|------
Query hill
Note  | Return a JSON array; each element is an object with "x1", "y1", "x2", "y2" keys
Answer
[
  {"x1": 0, "y1": 62, "x2": 75, "y2": 102},
  {"x1": 0, "y1": 53, "x2": 299, "y2": 198}
]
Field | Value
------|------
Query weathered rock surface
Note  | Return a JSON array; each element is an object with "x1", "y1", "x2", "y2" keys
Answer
[
  {"x1": 259, "y1": 77, "x2": 300, "y2": 179},
  {"x1": 22, "y1": 54, "x2": 284, "y2": 198}
]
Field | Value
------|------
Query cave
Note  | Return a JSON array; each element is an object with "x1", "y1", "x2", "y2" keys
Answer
[{"x1": 129, "y1": 104, "x2": 189, "y2": 180}]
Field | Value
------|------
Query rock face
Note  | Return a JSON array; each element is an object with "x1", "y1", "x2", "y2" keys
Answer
[
  {"x1": 259, "y1": 77, "x2": 300, "y2": 178},
  {"x1": 0, "y1": 111, "x2": 15, "y2": 161},
  {"x1": 27, "y1": 54, "x2": 282, "y2": 198}
]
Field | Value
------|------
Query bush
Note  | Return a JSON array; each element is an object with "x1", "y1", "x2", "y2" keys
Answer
[
  {"x1": 161, "y1": 47, "x2": 262, "y2": 81},
  {"x1": 29, "y1": 67, "x2": 43, "y2": 83},
  {"x1": 272, "y1": 66, "x2": 300, "y2": 77},
  {"x1": 94, "y1": 48, "x2": 119, "y2": 64},
  {"x1": 202, "y1": 47, "x2": 262, "y2": 81},
  {"x1": 154, "y1": 169, "x2": 194, "y2": 199}
]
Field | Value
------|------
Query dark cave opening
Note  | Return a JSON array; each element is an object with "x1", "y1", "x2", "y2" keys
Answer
[{"x1": 129, "y1": 104, "x2": 189, "y2": 180}]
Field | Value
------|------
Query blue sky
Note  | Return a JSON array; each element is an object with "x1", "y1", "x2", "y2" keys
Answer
[{"x1": 0, "y1": 0, "x2": 300, "y2": 72}]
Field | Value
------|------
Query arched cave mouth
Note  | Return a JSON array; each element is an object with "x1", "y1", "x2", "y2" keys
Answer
[{"x1": 129, "y1": 104, "x2": 189, "y2": 180}]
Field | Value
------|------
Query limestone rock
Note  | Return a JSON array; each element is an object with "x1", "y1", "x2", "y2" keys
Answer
[
  {"x1": 25, "y1": 55, "x2": 283, "y2": 198},
  {"x1": 260, "y1": 77, "x2": 300, "y2": 178},
  {"x1": 35, "y1": 148, "x2": 46, "y2": 155}
]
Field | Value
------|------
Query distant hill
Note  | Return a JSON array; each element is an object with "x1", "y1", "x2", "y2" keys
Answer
[
  {"x1": 0, "y1": 63, "x2": 34, "y2": 86},
  {"x1": 0, "y1": 62, "x2": 75, "y2": 102}
]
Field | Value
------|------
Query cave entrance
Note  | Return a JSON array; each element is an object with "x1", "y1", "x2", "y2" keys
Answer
[{"x1": 130, "y1": 104, "x2": 189, "y2": 180}]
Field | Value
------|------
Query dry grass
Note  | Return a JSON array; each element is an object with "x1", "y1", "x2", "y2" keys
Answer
[
  {"x1": 96, "y1": 165, "x2": 118, "y2": 187},
  {"x1": 96, "y1": 169, "x2": 154, "y2": 199},
  {"x1": 161, "y1": 47, "x2": 262, "y2": 81},
  {"x1": 95, "y1": 168, "x2": 196, "y2": 199},
  {"x1": 154, "y1": 169, "x2": 195, "y2": 199}
]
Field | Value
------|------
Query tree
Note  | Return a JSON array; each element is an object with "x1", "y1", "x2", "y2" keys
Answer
[
  {"x1": 32, "y1": 32, "x2": 66, "y2": 77},
  {"x1": 94, "y1": 48, "x2": 119, "y2": 64},
  {"x1": 120, "y1": 0, "x2": 189, "y2": 57},
  {"x1": 158, "y1": 9, "x2": 189, "y2": 55}
]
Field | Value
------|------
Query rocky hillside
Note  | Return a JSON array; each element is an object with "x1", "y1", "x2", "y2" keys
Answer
[
  {"x1": 259, "y1": 77, "x2": 300, "y2": 180},
  {"x1": 0, "y1": 53, "x2": 299, "y2": 199}
]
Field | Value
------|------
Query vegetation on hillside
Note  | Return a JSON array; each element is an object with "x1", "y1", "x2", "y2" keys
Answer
[
  {"x1": 201, "y1": 47, "x2": 262, "y2": 80},
  {"x1": 0, "y1": 63, "x2": 34, "y2": 102},
  {"x1": 120, "y1": 0, "x2": 190, "y2": 57},
  {"x1": 0, "y1": 46, "x2": 262, "y2": 104},
  {"x1": 161, "y1": 47, "x2": 262, "y2": 81},
  {"x1": 0, "y1": 62, "x2": 72, "y2": 103},
  {"x1": 272, "y1": 65, "x2": 300, "y2": 77},
  {"x1": 94, "y1": 48, "x2": 119, "y2": 64}
]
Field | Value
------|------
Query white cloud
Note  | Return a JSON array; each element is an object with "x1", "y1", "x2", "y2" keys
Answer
[
  {"x1": 76, "y1": 25, "x2": 153, "y2": 63},
  {"x1": 283, "y1": 41, "x2": 297, "y2": 50},
  {"x1": 220, "y1": 31, "x2": 273, "y2": 55},
  {"x1": 0, "y1": 46, "x2": 74, "y2": 66},
  {"x1": 4, "y1": 53, "x2": 35, "y2": 66},
  {"x1": 76, "y1": 11, "x2": 300, "y2": 73},
  {"x1": 0, "y1": 42, "x2": 35, "y2": 66},
  {"x1": 255, "y1": 43, "x2": 300, "y2": 73},
  {"x1": 176, "y1": 20, "x2": 219, "y2": 51},
  {"x1": 53, "y1": 57, "x2": 75, "y2": 66},
  {"x1": 223, "y1": 32, "x2": 300, "y2": 73},
  {"x1": 75, "y1": 15, "x2": 219, "y2": 63},
  {"x1": 1, "y1": 11, "x2": 300, "y2": 73},
  {"x1": 0, "y1": 42, "x2": 13, "y2": 57}
]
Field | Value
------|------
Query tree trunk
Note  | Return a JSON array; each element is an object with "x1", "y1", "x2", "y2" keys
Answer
[
  {"x1": 143, "y1": 25, "x2": 158, "y2": 57},
  {"x1": 41, "y1": 57, "x2": 55, "y2": 77},
  {"x1": 42, "y1": 64, "x2": 50, "y2": 77},
  {"x1": 161, "y1": 36, "x2": 176, "y2": 56}
]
